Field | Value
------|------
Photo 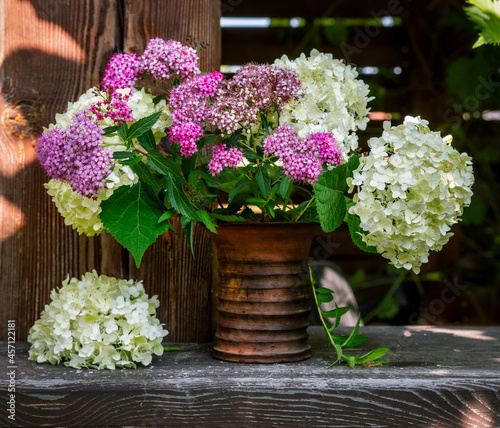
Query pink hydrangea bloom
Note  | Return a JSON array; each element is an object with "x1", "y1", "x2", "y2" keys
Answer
[
  {"x1": 37, "y1": 110, "x2": 112, "y2": 196},
  {"x1": 169, "y1": 122, "x2": 204, "y2": 157},
  {"x1": 208, "y1": 144, "x2": 243, "y2": 175},
  {"x1": 139, "y1": 38, "x2": 200, "y2": 81}
]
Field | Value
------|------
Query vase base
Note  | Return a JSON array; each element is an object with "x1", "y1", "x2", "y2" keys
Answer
[{"x1": 212, "y1": 347, "x2": 312, "y2": 364}]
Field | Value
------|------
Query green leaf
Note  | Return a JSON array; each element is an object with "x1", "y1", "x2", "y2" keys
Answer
[
  {"x1": 225, "y1": 128, "x2": 243, "y2": 147},
  {"x1": 118, "y1": 122, "x2": 129, "y2": 142},
  {"x1": 120, "y1": 155, "x2": 143, "y2": 166},
  {"x1": 356, "y1": 348, "x2": 390, "y2": 363},
  {"x1": 113, "y1": 151, "x2": 137, "y2": 160},
  {"x1": 126, "y1": 111, "x2": 162, "y2": 143},
  {"x1": 315, "y1": 287, "x2": 334, "y2": 295},
  {"x1": 346, "y1": 210, "x2": 378, "y2": 253},
  {"x1": 341, "y1": 314, "x2": 362, "y2": 348},
  {"x1": 242, "y1": 150, "x2": 262, "y2": 161},
  {"x1": 130, "y1": 162, "x2": 161, "y2": 194},
  {"x1": 137, "y1": 129, "x2": 157, "y2": 152},
  {"x1": 147, "y1": 150, "x2": 184, "y2": 182},
  {"x1": 181, "y1": 217, "x2": 195, "y2": 256},
  {"x1": 315, "y1": 292, "x2": 334, "y2": 305},
  {"x1": 277, "y1": 175, "x2": 292, "y2": 198},
  {"x1": 331, "y1": 334, "x2": 368, "y2": 348},
  {"x1": 100, "y1": 182, "x2": 170, "y2": 267},
  {"x1": 228, "y1": 176, "x2": 251, "y2": 203},
  {"x1": 210, "y1": 212, "x2": 247, "y2": 222},
  {"x1": 197, "y1": 210, "x2": 218, "y2": 233},
  {"x1": 164, "y1": 175, "x2": 198, "y2": 220},
  {"x1": 256, "y1": 167, "x2": 270, "y2": 196},
  {"x1": 157, "y1": 210, "x2": 175, "y2": 224},
  {"x1": 465, "y1": 0, "x2": 500, "y2": 47},
  {"x1": 321, "y1": 306, "x2": 351, "y2": 319},
  {"x1": 313, "y1": 186, "x2": 346, "y2": 233},
  {"x1": 246, "y1": 198, "x2": 266, "y2": 206},
  {"x1": 103, "y1": 125, "x2": 122, "y2": 136},
  {"x1": 342, "y1": 354, "x2": 358, "y2": 368},
  {"x1": 152, "y1": 94, "x2": 166, "y2": 105},
  {"x1": 316, "y1": 155, "x2": 360, "y2": 193}
]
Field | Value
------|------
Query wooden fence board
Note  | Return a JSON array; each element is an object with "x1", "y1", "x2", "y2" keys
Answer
[
  {"x1": 0, "y1": 0, "x2": 220, "y2": 342},
  {"x1": 0, "y1": 0, "x2": 121, "y2": 341}
]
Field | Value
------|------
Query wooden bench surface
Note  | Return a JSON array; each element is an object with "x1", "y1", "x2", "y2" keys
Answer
[{"x1": 2, "y1": 326, "x2": 499, "y2": 427}]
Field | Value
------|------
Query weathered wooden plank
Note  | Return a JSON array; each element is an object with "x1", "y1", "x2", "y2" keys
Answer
[
  {"x1": 124, "y1": 0, "x2": 221, "y2": 342},
  {"x1": 2, "y1": 327, "x2": 499, "y2": 427},
  {"x1": 0, "y1": 0, "x2": 122, "y2": 341}
]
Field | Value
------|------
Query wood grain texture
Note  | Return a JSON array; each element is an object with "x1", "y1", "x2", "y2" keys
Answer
[
  {"x1": 0, "y1": 0, "x2": 122, "y2": 341},
  {"x1": 0, "y1": 0, "x2": 221, "y2": 342},
  {"x1": 2, "y1": 327, "x2": 499, "y2": 427}
]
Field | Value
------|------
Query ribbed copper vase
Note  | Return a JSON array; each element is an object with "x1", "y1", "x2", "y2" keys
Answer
[{"x1": 210, "y1": 222, "x2": 320, "y2": 363}]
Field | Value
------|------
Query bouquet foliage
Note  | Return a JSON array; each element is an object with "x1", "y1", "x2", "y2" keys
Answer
[{"x1": 37, "y1": 38, "x2": 474, "y2": 273}]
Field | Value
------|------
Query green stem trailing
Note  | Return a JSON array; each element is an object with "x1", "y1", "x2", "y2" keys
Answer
[{"x1": 309, "y1": 266, "x2": 390, "y2": 368}]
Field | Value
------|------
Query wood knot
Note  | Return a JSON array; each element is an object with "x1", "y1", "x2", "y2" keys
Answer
[{"x1": 2, "y1": 100, "x2": 43, "y2": 139}]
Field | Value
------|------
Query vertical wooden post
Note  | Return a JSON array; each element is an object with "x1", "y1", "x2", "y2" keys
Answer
[
  {"x1": 0, "y1": 0, "x2": 122, "y2": 341},
  {"x1": 0, "y1": 0, "x2": 221, "y2": 342}
]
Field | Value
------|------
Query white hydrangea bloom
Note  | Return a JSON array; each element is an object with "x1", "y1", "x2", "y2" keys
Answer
[
  {"x1": 42, "y1": 86, "x2": 169, "y2": 235},
  {"x1": 348, "y1": 116, "x2": 474, "y2": 273},
  {"x1": 28, "y1": 271, "x2": 168, "y2": 370},
  {"x1": 44, "y1": 164, "x2": 138, "y2": 236},
  {"x1": 274, "y1": 49, "x2": 373, "y2": 160}
]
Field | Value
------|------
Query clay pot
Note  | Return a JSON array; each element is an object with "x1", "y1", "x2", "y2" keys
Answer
[{"x1": 209, "y1": 222, "x2": 321, "y2": 363}]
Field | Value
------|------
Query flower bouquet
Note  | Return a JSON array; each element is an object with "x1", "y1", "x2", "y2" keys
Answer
[
  {"x1": 35, "y1": 38, "x2": 475, "y2": 366},
  {"x1": 36, "y1": 38, "x2": 474, "y2": 274}
]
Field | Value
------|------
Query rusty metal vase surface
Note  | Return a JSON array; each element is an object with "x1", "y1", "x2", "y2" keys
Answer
[{"x1": 210, "y1": 222, "x2": 321, "y2": 363}]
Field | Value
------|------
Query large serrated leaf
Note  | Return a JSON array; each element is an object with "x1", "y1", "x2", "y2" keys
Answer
[
  {"x1": 277, "y1": 175, "x2": 292, "y2": 198},
  {"x1": 314, "y1": 185, "x2": 346, "y2": 232},
  {"x1": 164, "y1": 175, "x2": 198, "y2": 220},
  {"x1": 255, "y1": 166, "x2": 270, "y2": 197},
  {"x1": 137, "y1": 129, "x2": 157, "y2": 152},
  {"x1": 346, "y1": 210, "x2": 378, "y2": 253},
  {"x1": 197, "y1": 210, "x2": 217, "y2": 233},
  {"x1": 100, "y1": 183, "x2": 170, "y2": 267},
  {"x1": 147, "y1": 150, "x2": 184, "y2": 182}
]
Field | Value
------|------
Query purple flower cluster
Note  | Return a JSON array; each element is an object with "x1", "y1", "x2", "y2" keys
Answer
[
  {"x1": 263, "y1": 125, "x2": 342, "y2": 184},
  {"x1": 170, "y1": 72, "x2": 224, "y2": 124},
  {"x1": 139, "y1": 38, "x2": 200, "y2": 81},
  {"x1": 89, "y1": 90, "x2": 134, "y2": 125},
  {"x1": 101, "y1": 53, "x2": 140, "y2": 91},
  {"x1": 169, "y1": 71, "x2": 224, "y2": 157},
  {"x1": 208, "y1": 144, "x2": 243, "y2": 176},
  {"x1": 169, "y1": 123, "x2": 204, "y2": 157},
  {"x1": 302, "y1": 132, "x2": 343, "y2": 165},
  {"x1": 90, "y1": 39, "x2": 201, "y2": 125},
  {"x1": 37, "y1": 110, "x2": 112, "y2": 196},
  {"x1": 208, "y1": 64, "x2": 302, "y2": 134}
]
